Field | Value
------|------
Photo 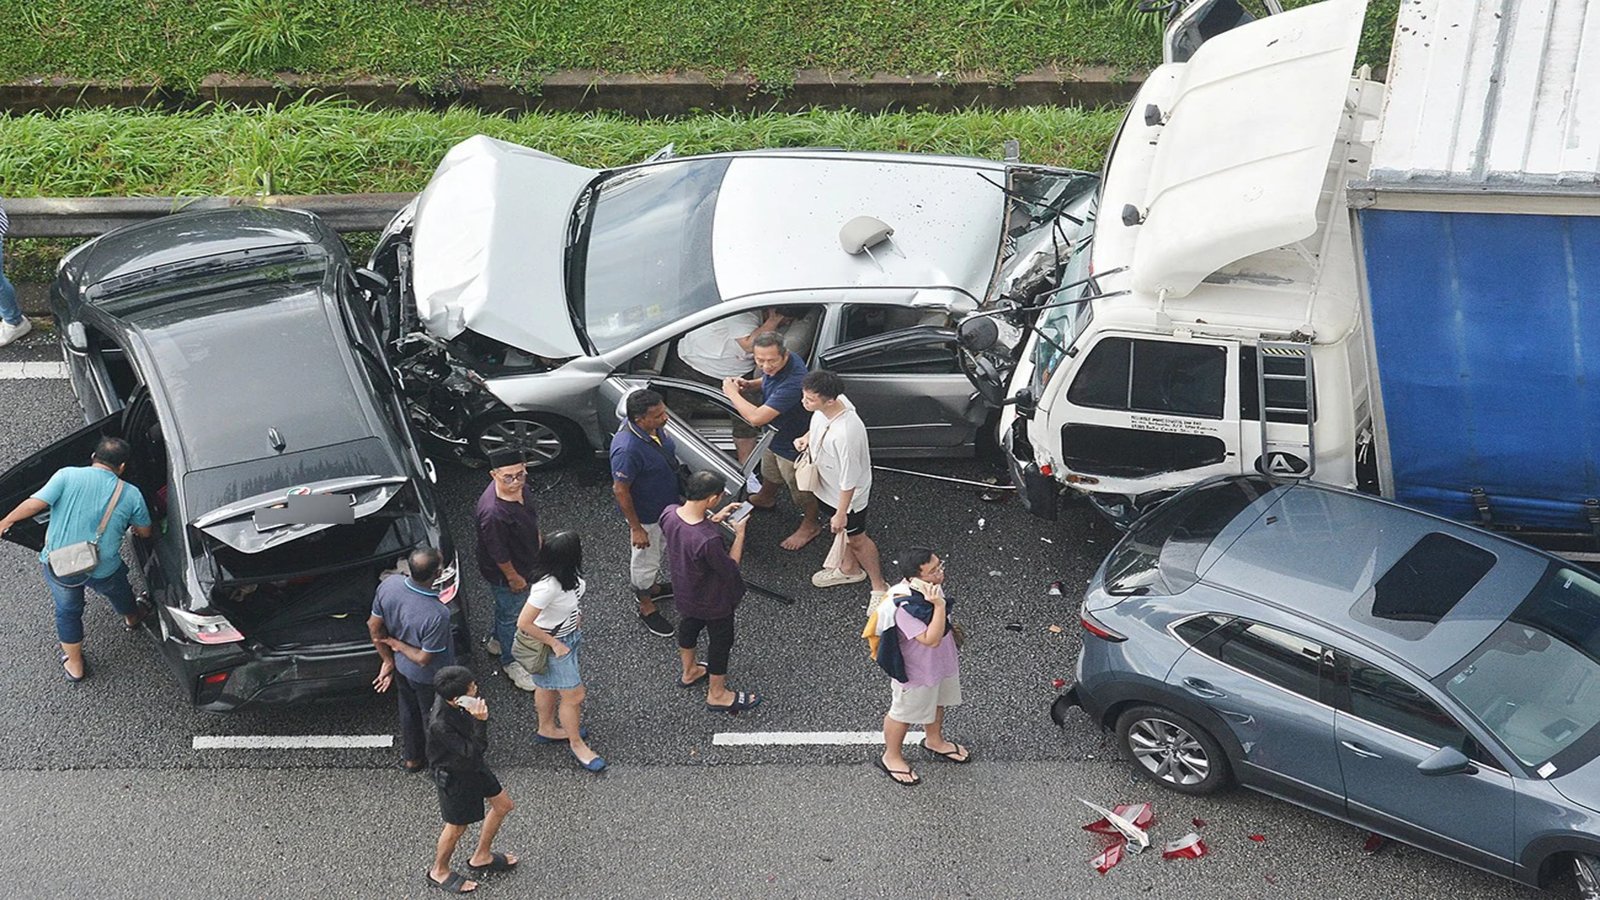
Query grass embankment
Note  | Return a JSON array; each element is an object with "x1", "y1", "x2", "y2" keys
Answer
[
  {"x1": 5, "y1": 0, "x2": 1397, "y2": 89},
  {"x1": 0, "y1": 101, "x2": 1125, "y2": 280}
]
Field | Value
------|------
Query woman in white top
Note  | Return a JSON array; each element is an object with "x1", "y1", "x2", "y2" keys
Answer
[{"x1": 515, "y1": 530, "x2": 604, "y2": 772}]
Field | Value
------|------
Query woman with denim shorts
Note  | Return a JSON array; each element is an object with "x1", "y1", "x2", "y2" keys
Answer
[{"x1": 515, "y1": 530, "x2": 605, "y2": 772}]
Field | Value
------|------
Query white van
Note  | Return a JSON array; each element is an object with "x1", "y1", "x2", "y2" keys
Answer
[{"x1": 960, "y1": 0, "x2": 1383, "y2": 525}]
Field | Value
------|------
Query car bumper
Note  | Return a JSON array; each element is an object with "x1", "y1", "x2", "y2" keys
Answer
[
  {"x1": 1050, "y1": 679, "x2": 1109, "y2": 729},
  {"x1": 1003, "y1": 419, "x2": 1060, "y2": 520},
  {"x1": 165, "y1": 639, "x2": 381, "y2": 713}
]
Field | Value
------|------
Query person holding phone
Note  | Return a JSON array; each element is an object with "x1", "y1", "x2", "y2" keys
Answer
[
  {"x1": 659, "y1": 471, "x2": 763, "y2": 713},
  {"x1": 426, "y1": 666, "x2": 518, "y2": 893},
  {"x1": 515, "y1": 530, "x2": 605, "y2": 772}
]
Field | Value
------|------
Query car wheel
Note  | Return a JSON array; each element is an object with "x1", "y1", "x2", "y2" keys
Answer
[
  {"x1": 1114, "y1": 705, "x2": 1231, "y2": 795},
  {"x1": 467, "y1": 412, "x2": 586, "y2": 469},
  {"x1": 1571, "y1": 853, "x2": 1600, "y2": 900}
]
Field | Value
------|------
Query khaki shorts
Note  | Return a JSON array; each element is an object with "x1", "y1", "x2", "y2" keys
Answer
[
  {"x1": 629, "y1": 521, "x2": 665, "y2": 591},
  {"x1": 888, "y1": 674, "x2": 963, "y2": 725},
  {"x1": 759, "y1": 449, "x2": 815, "y2": 509}
]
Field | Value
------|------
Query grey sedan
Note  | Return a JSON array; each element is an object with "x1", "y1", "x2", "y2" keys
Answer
[{"x1": 1057, "y1": 475, "x2": 1600, "y2": 896}]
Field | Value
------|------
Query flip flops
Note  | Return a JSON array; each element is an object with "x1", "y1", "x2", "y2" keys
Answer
[
  {"x1": 919, "y1": 739, "x2": 972, "y2": 764},
  {"x1": 678, "y1": 661, "x2": 709, "y2": 688},
  {"x1": 59, "y1": 654, "x2": 85, "y2": 683},
  {"x1": 426, "y1": 870, "x2": 477, "y2": 893},
  {"x1": 466, "y1": 852, "x2": 519, "y2": 874},
  {"x1": 706, "y1": 691, "x2": 762, "y2": 714},
  {"x1": 873, "y1": 757, "x2": 921, "y2": 787}
]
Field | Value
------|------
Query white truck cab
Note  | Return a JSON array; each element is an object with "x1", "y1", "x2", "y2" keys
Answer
[{"x1": 962, "y1": 0, "x2": 1383, "y2": 525}]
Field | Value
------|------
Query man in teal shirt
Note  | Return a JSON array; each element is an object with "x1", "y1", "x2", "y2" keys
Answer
[{"x1": 0, "y1": 436, "x2": 152, "y2": 681}]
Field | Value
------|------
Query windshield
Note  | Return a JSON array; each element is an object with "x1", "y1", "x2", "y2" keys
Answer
[
  {"x1": 1444, "y1": 565, "x2": 1600, "y2": 771},
  {"x1": 1029, "y1": 225, "x2": 1097, "y2": 395},
  {"x1": 87, "y1": 246, "x2": 319, "y2": 310},
  {"x1": 577, "y1": 158, "x2": 732, "y2": 353}
]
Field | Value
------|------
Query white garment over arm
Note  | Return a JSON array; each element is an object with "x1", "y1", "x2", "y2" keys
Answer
[{"x1": 678, "y1": 311, "x2": 762, "y2": 378}]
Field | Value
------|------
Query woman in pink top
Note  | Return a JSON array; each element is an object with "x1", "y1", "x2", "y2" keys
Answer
[{"x1": 877, "y1": 548, "x2": 971, "y2": 786}]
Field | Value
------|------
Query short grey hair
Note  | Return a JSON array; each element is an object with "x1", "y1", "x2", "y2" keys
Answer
[{"x1": 752, "y1": 331, "x2": 786, "y2": 352}]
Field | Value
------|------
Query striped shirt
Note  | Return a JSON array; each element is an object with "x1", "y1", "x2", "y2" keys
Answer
[{"x1": 0, "y1": 200, "x2": 9, "y2": 240}]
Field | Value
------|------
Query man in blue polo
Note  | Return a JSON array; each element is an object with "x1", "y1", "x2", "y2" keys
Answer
[
  {"x1": 722, "y1": 331, "x2": 819, "y2": 550},
  {"x1": 610, "y1": 389, "x2": 681, "y2": 637},
  {"x1": 369, "y1": 546, "x2": 456, "y2": 774}
]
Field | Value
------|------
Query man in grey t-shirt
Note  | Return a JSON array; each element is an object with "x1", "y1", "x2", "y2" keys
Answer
[{"x1": 369, "y1": 547, "x2": 455, "y2": 773}]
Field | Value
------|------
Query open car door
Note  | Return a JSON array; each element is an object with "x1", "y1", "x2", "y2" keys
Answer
[
  {"x1": 0, "y1": 414, "x2": 120, "y2": 552},
  {"x1": 597, "y1": 375, "x2": 773, "y2": 500},
  {"x1": 818, "y1": 325, "x2": 988, "y2": 452}
]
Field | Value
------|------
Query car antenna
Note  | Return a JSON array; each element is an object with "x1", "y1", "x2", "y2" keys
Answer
[{"x1": 268, "y1": 427, "x2": 286, "y2": 453}]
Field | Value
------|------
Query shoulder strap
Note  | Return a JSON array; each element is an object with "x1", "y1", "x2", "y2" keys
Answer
[
  {"x1": 92, "y1": 480, "x2": 126, "y2": 543},
  {"x1": 633, "y1": 425, "x2": 679, "y2": 467}
]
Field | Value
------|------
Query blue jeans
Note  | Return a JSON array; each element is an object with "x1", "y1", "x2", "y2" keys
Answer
[
  {"x1": 0, "y1": 243, "x2": 21, "y2": 326},
  {"x1": 42, "y1": 561, "x2": 138, "y2": 644},
  {"x1": 490, "y1": 582, "x2": 528, "y2": 665}
]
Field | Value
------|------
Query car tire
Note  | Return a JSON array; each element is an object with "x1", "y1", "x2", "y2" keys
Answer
[
  {"x1": 1570, "y1": 853, "x2": 1600, "y2": 900},
  {"x1": 466, "y1": 411, "x2": 586, "y2": 469},
  {"x1": 1114, "y1": 704, "x2": 1232, "y2": 795}
]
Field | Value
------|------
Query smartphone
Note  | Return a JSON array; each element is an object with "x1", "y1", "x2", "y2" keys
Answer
[
  {"x1": 457, "y1": 695, "x2": 486, "y2": 714},
  {"x1": 728, "y1": 501, "x2": 755, "y2": 523}
]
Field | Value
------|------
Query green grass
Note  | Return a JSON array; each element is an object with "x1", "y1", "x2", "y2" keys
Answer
[
  {"x1": 4, "y1": 0, "x2": 1395, "y2": 91},
  {"x1": 0, "y1": 101, "x2": 1125, "y2": 280}
]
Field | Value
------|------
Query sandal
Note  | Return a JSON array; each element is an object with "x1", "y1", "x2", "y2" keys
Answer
[
  {"x1": 426, "y1": 870, "x2": 477, "y2": 893},
  {"x1": 678, "y1": 662, "x2": 709, "y2": 688},
  {"x1": 59, "y1": 654, "x2": 85, "y2": 683},
  {"x1": 466, "y1": 851, "x2": 519, "y2": 873},
  {"x1": 919, "y1": 739, "x2": 972, "y2": 764},
  {"x1": 706, "y1": 691, "x2": 762, "y2": 714},
  {"x1": 873, "y1": 757, "x2": 921, "y2": 787}
]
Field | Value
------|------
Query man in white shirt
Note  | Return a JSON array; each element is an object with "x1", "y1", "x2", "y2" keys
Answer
[
  {"x1": 678, "y1": 307, "x2": 793, "y2": 464},
  {"x1": 795, "y1": 369, "x2": 887, "y2": 595}
]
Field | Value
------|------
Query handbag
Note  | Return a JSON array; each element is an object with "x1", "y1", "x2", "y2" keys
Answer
[
  {"x1": 511, "y1": 629, "x2": 552, "y2": 675},
  {"x1": 793, "y1": 419, "x2": 834, "y2": 493},
  {"x1": 47, "y1": 480, "x2": 125, "y2": 579},
  {"x1": 949, "y1": 619, "x2": 967, "y2": 650}
]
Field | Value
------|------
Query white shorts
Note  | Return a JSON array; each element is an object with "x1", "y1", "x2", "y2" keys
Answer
[
  {"x1": 888, "y1": 675, "x2": 962, "y2": 725},
  {"x1": 629, "y1": 521, "x2": 665, "y2": 591}
]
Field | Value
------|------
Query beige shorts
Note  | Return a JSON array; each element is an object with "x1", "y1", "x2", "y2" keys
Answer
[
  {"x1": 759, "y1": 449, "x2": 816, "y2": 509},
  {"x1": 888, "y1": 674, "x2": 963, "y2": 725},
  {"x1": 629, "y1": 521, "x2": 665, "y2": 591}
]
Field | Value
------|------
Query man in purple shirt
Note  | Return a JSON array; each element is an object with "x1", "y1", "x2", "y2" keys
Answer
[
  {"x1": 368, "y1": 547, "x2": 455, "y2": 773},
  {"x1": 474, "y1": 449, "x2": 541, "y2": 691},
  {"x1": 659, "y1": 471, "x2": 762, "y2": 713},
  {"x1": 877, "y1": 548, "x2": 970, "y2": 786}
]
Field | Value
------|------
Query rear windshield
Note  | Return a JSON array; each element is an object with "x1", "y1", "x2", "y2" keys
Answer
[
  {"x1": 1444, "y1": 565, "x2": 1600, "y2": 772},
  {"x1": 1101, "y1": 478, "x2": 1272, "y2": 596}
]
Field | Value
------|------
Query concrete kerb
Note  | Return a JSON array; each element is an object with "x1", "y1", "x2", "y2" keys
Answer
[{"x1": 0, "y1": 67, "x2": 1146, "y2": 116}]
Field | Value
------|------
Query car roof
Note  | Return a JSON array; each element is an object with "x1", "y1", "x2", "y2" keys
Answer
[
  {"x1": 124, "y1": 277, "x2": 397, "y2": 479},
  {"x1": 1199, "y1": 482, "x2": 1552, "y2": 678}
]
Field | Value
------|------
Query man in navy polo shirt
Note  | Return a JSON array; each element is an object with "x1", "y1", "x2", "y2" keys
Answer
[
  {"x1": 610, "y1": 389, "x2": 681, "y2": 637},
  {"x1": 722, "y1": 331, "x2": 820, "y2": 551},
  {"x1": 369, "y1": 546, "x2": 455, "y2": 773}
]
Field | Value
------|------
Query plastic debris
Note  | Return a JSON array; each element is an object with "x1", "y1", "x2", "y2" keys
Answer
[
  {"x1": 1052, "y1": 678, "x2": 1067, "y2": 689},
  {"x1": 1248, "y1": 834, "x2": 1267, "y2": 843},
  {"x1": 1084, "y1": 802, "x2": 1154, "y2": 834},
  {"x1": 1079, "y1": 800, "x2": 1150, "y2": 851},
  {"x1": 1040, "y1": 536, "x2": 1054, "y2": 544},
  {"x1": 1047, "y1": 581, "x2": 1064, "y2": 595},
  {"x1": 1048, "y1": 624, "x2": 1063, "y2": 633},
  {"x1": 980, "y1": 491, "x2": 1003, "y2": 502},
  {"x1": 1005, "y1": 622, "x2": 1024, "y2": 632},
  {"x1": 1191, "y1": 817, "x2": 1208, "y2": 828},
  {"x1": 977, "y1": 517, "x2": 987, "y2": 530},
  {"x1": 1090, "y1": 841, "x2": 1125, "y2": 874},
  {"x1": 1361, "y1": 833, "x2": 1388, "y2": 855},
  {"x1": 988, "y1": 569, "x2": 1003, "y2": 577},
  {"x1": 1162, "y1": 833, "x2": 1209, "y2": 860}
]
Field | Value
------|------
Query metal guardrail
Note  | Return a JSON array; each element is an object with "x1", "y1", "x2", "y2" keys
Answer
[{"x1": 3, "y1": 193, "x2": 416, "y2": 238}]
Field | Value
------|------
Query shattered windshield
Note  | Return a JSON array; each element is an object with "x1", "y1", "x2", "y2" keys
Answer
[
  {"x1": 1030, "y1": 229, "x2": 1096, "y2": 392},
  {"x1": 578, "y1": 158, "x2": 732, "y2": 353}
]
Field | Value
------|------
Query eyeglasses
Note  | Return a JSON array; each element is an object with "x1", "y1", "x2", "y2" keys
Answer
[{"x1": 494, "y1": 469, "x2": 528, "y2": 482}]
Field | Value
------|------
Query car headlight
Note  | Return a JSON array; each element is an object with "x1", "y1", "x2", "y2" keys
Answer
[{"x1": 167, "y1": 607, "x2": 245, "y2": 644}]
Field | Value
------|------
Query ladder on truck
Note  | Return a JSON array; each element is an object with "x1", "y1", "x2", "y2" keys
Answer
[{"x1": 1256, "y1": 341, "x2": 1315, "y2": 479}]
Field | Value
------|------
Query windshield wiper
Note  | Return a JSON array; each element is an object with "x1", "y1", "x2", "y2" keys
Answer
[{"x1": 88, "y1": 245, "x2": 312, "y2": 304}]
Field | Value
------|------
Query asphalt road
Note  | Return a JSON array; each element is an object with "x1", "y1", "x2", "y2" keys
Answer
[{"x1": 0, "y1": 328, "x2": 1540, "y2": 898}]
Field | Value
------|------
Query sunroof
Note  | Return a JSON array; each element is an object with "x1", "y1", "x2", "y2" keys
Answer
[{"x1": 1352, "y1": 533, "x2": 1496, "y2": 638}]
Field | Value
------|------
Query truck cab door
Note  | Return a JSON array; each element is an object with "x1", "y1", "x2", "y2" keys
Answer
[
  {"x1": 0, "y1": 414, "x2": 122, "y2": 552},
  {"x1": 597, "y1": 375, "x2": 773, "y2": 500},
  {"x1": 1050, "y1": 333, "x2": 1242, "y2": 494}
]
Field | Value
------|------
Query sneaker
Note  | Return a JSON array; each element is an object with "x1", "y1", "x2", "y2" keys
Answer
[
  {"x1": 484, "y1": 635, "x2": 502, "y2": 657},
  {"x1": 813, "y1": 567, "x2": 868, "y2": 588},
  {"x1": 502, "y1": 660, "x2": 536, "y2": 691},
  {"x1": 640, "y1": 610, "x2": 675, "y2": 637},
  {"x1": 0, "y1": 318, "x2": 32, "y2": 347},
  {"x1": 648, "y1": 582, "x2": 674, "y2": 600}
]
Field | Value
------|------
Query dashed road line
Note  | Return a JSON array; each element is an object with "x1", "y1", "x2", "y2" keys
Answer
[
  {"x1": 193, "y1": 735, "x2": 394, "y2": 750},
  {"x1": 712, "y1": 730, "x2": 926, "y2": 747}
]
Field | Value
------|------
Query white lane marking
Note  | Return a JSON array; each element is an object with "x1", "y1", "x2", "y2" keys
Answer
[
  {"x1": 712, "y1": 730, "x2": 927, "y2": 747},
  {"x1": 193, "y1": 735, "x2": 394, "y2": 750},
  {"x1": 0, "y1": 361, "x2": 68, "y2": 379}
]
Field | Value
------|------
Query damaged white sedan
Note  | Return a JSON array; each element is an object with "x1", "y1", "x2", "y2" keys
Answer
[{"x1": 367, "y1": 134, "x2": 1096, "y2": 481}]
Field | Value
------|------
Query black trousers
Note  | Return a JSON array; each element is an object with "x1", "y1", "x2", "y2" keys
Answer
[
  {"x1": 396, "y1": 671, "x2": 436, "y2": 763},
  {"x1": 677, "y1": 614, "x2": 736, "y2": 676}
]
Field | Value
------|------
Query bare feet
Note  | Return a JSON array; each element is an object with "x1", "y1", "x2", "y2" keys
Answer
[{"x1": 780, "y1": 521, "x2": 823, "y2": 550}]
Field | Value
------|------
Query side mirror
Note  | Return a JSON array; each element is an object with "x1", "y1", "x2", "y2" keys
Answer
[
  {"x1": 957, "y1": 316, "x2": 1001, "y2": 354},
  {"x1": 64, "y1": 321, "x2": 90, "y2": 352},
  {"x1": 353, "y1": 267, "x2": 389, "y2": 296},
  {"x1": 1417, "y1": 745, "x2": 1477, "y2": 777}
]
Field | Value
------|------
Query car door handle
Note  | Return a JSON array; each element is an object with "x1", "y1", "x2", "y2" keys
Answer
[
  {"x1": 1181, "y1": 677, "x2": 1226, "y2": 699},
  {"x1": 1340, "y1": 740, "x2": 1383, "y2": 759}
]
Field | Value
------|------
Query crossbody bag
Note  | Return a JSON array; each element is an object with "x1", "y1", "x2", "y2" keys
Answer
[
  {"x1": 793, "y1": 418, "x2": 835, "y2": 494},
  {"x1": 47, "y1": 479, "x2": 125, "y2": 580}
]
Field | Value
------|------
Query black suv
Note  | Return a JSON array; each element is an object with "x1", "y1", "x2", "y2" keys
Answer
[{"x1": 0, "y1": 208, "x2": 467, "y2": 711}]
